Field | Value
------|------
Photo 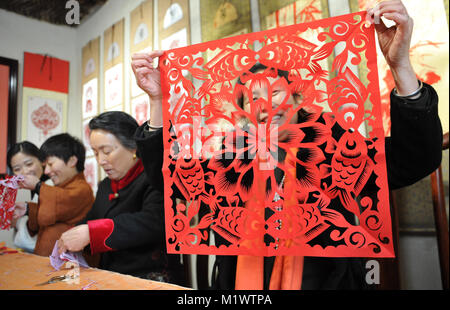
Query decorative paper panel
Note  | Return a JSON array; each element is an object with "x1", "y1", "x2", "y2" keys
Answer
[
  {"x1": 130, "y1": 0, "x2": 153, "y2": 54},
  {"x1": 82, "y1": 37, "x2": 100, "y2": 84},
  {"x1": 82, "y1": 38, "x2": 100, "y2": 120},
  {"x1": 81, "y1": 77, "x2": 98, "y2": 120},
  {"x1": 158, "y1": 0, "x2": 190, "y2": 49},
  {"x1": 259, "y1": 0, "x2": 330, "y2": 30},
  {"x1": 200, "y1": 0, "x2": 252, "y2": 42},
  {"x1": 84, "y1": 156, "x2": 99, "y2": 195},
  {"x1": 129, "y1": 0, "x2": 153, "y2": 111},
  {"x1": 131, "y1": 94, "x2": 150, "y2": 126},
  {"x1": 22, "y1": 52, "x2": 69, "y2": 147},
  {"x1": 104, "y1": 63, "x2": 123, "y2": 110},
  {"x1": 103, "y1": 19, "x2": 124, "y2": 111},
  {"x1": 82, "y1": 117, "x2": 93, "y2": 157},
  {"x1": 23, "y1": 89, "x2": 66, "y2": 147},
  {"x1": 159, "y1": 12, "x2": 394, "y2": 257},
  {"x1": 81, "y1": 37, "x2": 101, "y2": 192},
  {"x1": 161, "y1": 28, "x2": 188, "y2": 50}
]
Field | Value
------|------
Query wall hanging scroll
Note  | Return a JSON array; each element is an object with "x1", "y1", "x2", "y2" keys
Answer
[
  {"x1": 130, "y1": 0, "x2": 153, "y2": 125},
  {"x1": 82, "y1": 37, "x2": 100, "y2": 121},
  {"x1": 259, "y1": 0, "x2": 330, "y2": 31},
  {"x1": 158, "y1": 0, "x2": 190, "y2": 51},
  {"x1": 159, "y1": 11, "x2": 394, "y2": 257},
  {"x1": 81, "y1": 37, "x2": 100, "y2": 160},
  {"x1": 21, "y1": 52, "x2": 69, "y2": 147},
  {"x1": 84, "y1": 156, "x2": 99, "y2": 195},
  {"x1": 200, "y1": 0, "x2": 252, "y2": 62},
  {"x1": 200, "y1": 0, "x2": 252, "y2": 42},
  {"x1": 103, "y1": 19, "x2": 124, "y2": 112},
  {"x1": 81, "y1": 37, "x2": 100, "y2": 192}
]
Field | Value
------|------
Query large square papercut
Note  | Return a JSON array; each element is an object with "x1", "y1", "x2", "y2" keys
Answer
[{"x1": 159, "y1": 12, "x2": 393, "y2": 257}]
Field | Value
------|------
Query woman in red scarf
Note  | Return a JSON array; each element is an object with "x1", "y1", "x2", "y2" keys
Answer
[{"x1": 57, "y1": 111, "x2": 185, "y2": 285}]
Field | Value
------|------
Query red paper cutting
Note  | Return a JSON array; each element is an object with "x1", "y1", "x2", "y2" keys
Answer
[
  {"x1": 0, "y1": 175, "x2": 23, "y2": 230},
  {"x1": 30, "y1": 103, "x2": 61, "y2": 136},
  {"x1": 159, "y1": 11, "x2": 393, "y2": 257}
]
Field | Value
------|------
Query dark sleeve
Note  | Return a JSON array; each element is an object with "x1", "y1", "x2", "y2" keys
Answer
[
  {"x1": 89, "y1": 184, "x2": 165, "y2": 253},
  {"x1": 135, "y1": 124, "x2": 165, "y2": 193},
  {"x1": 385, "y1": 82, "x2": 443, "y2": 190}
]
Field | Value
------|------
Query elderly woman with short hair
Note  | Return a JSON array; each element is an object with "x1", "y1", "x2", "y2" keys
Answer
[{"x1": 58, "y1": 111, "x2": 185, "y2": 285}]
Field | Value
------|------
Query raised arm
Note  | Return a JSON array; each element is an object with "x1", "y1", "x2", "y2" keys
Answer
[
  {"x1": 367, "y1": 0, "x2": 419, "y2": 97},
  {"x1": 131, "y1": 50, "x2": 165, "y2": 128},
  {"x1": 366, "y1": 0, "x2": 443, "y2": 188}
]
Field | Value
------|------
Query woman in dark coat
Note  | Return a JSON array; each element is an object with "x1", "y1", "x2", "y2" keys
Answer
[
  {"x1": 57, "y1": 111, "x2": 185, "y2": 285},
  {"x1": 131, "y1": 1, "x2": 443, "y2": 289}
]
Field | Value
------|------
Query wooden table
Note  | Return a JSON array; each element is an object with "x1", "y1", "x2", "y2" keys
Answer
[{"x1": 0, "y1": 250, "x2": 190, "y2": 290}]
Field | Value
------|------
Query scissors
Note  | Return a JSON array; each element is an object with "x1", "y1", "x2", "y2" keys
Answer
[
  {"x1": 0, "y1": 250, "x2": 18, "y2": 255},
  {"x1": 0, "y1": 246, "x2": 19, "y2": 255},
  {"x1": 35, "y1": 275, "x2": 68, "y2": 286}
]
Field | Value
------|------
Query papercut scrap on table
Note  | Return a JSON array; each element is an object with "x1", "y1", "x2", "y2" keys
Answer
[
  {"x1": 0, "y1": 175, "x2": 24, "y2": 230},
  {"x1": 50, "y1": 241, "x2": 89, "y2": 270},
  {"x1": 159, "y1": 11, "x2": 394, "y2": 257}
]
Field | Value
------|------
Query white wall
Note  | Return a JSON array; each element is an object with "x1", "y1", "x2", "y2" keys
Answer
[{"x1": 0, "y1": 9, "x2": 79, "y2": 141}]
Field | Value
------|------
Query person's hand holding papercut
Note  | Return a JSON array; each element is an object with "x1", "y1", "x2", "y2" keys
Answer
[
  {"x1": 17, "y1": 174, "x2": 40, "y2": 191},
  {"x1": 57, "y1": 224, "x2": 90, "y2": 255},
  {"x1": 131, "y1": 50, "x2": 165, "y2": 128},
  {"x1": 366, "y1": 0, "x2": 420, "y2": 97}
]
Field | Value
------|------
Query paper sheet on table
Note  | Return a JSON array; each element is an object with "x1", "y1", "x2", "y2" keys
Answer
[{"x1": 50, "y1": 242, "x2": 89, "y2": 270}]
